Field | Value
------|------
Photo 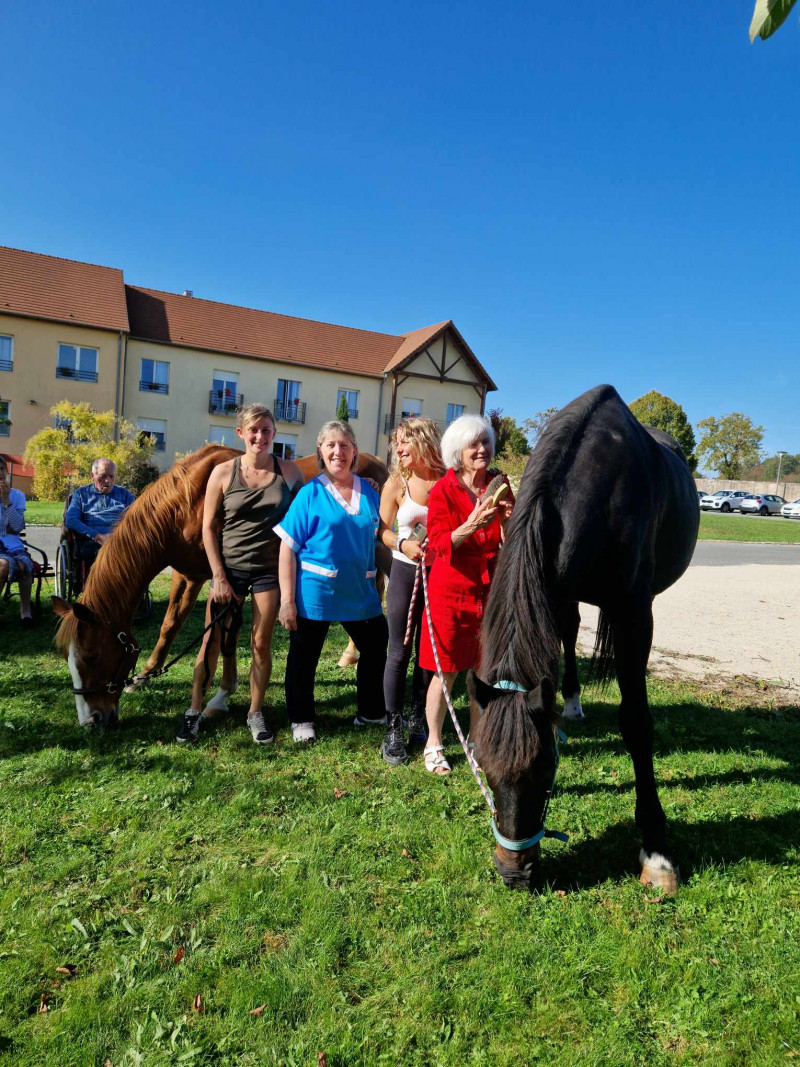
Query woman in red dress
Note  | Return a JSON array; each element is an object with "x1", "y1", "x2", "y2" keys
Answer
[{"x1": 419, "y1": 415, "x2": 514, "y2": 773}]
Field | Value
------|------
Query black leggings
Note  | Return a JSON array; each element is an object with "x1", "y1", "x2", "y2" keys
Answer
[
  {"x1": 285, "y1": 614, "x2": 388, "y2": 724},
  {"x1": 383, "y1": 560, "x2": 433, "y2": 719}
]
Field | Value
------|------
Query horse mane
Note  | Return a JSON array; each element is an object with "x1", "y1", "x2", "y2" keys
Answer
[
  {"x1": 477, "y1": 385, "x2": 618, "y2": 778},
  {"x1": 56, "y1": 445, "x2": 236, "y2": 652}
]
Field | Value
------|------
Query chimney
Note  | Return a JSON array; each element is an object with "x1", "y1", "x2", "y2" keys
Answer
[{"x1": 183, "y1": 289, "x2": 193, "y2": 297}]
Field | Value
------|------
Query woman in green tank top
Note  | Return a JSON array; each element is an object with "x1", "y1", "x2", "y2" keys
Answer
[{"x1": 176, "y1": 404, "x2": 304, "y2": 745}]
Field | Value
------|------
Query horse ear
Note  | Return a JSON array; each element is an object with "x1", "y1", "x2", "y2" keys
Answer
[
  {"x1": 527, "y1": 677, "x2": 556, "y2": 713},
  {"x1": 51, "y1": 596, "x2": 72, "y2": 618},
  {"x1": 468, "y1": 671, "x2": 497, "y2": 709},
  {"x1": 71, "y1": 602, "x2": 99, "y2": 626}
]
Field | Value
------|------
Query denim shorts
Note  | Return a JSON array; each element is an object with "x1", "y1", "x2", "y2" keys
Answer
[{"x1": 212, "y1": 566, "x2": 279, "y2": 597}]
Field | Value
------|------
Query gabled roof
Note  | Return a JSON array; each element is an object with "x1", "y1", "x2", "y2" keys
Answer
[
  {"x1": 0, "y1": 246, "x2": 129, "y2": 332},
  {"x1": 126, "y1": 285, "x2": 403, "y2": 379},
  {"x1": 384, "y1": 318, "x2": 498, "y2": 391}
]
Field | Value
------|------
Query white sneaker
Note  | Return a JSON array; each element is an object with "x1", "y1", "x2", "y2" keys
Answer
[
  {"x1": 247, "y1": 711, "x2": 275, "y2": 744},
  {"x1": 291, "y1": 722, "x2": 316, "y2": 742},
  {"x1": 353, "y1": 714, "x2": 387, "y2": 727}
]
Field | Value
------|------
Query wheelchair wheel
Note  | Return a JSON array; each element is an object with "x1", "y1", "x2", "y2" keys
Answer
[{"x1": 55, "y1": 543, "x2": 69, "y2": 599}]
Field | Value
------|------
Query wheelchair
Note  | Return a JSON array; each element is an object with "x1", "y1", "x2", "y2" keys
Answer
[
  {"x1": 55, "y1": 495, "x2": 152, "y2": 621},
  {"x1": 1, "y1": 533, "x2": 49, "y2": 618}
]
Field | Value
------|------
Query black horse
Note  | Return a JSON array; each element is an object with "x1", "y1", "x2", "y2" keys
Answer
[{"x1": 470, "y1": 384, "x2": 699, "y2": 892}]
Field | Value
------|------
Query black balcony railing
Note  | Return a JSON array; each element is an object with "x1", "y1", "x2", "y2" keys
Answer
[
  {"x1": 338, "y1": 406, "x2": 358, "y2": 420},
  {"x1": 274, "y1": 398, "x2": 307, "y2": 424},
  {"x1": 209, "y1": 391, "x2": 243, "y2": 415},
  {"x1": 0, "y1": 359, "x2": 12, "y2": 373},
  {"x1": 138, "y1": 431, "x2": 166, "y2": 451},
  {"x1": 0, "y1": 421, "x2": 9, "y2": 437},
  {"x1": 140, "y1": 379, "x2": 169, "y2": 394},
  {"x1": 57, "y1": 365, "x2": 98, "y2": 383}
]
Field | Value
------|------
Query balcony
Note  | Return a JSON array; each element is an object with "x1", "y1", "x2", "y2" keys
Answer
[
  {"x1": 139, "y1": 431, "x2": 166, "y2": 452},
  {"x1": 209, "y1": 390, "x2": 243, "y2": 415},
  {"x1": 57, "y1": 366, "x2": 98, "y2": 383},
  {"x1": 274, "y1": 398, "x2": 307, "y2": 424},
  {"x1": 338, "y1": 406, "x2": 358, "y2": 420},
  {"x1": 140, "y1": 379, "x2": 169, "y2": 395},
  {"x1": 0, "y1": 422, "x2": 9, "y2": 437},
  {"x1": 0, "y1": 359, "x2": 12, "y2": 373}
]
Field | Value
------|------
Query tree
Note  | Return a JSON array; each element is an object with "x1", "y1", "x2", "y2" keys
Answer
[
  {"x1": 336, "y1": 394, "x2": 350, "y2": 422},
  {"x1": 695, "y1": 413, "x2": 765, "y2": 479},
  {"x1": 629, "y1": 390, "x2": 697, "y2": 472},
  {"x1": 521, "y1": 406, "x2": 559, "y2": 448},
  {"x1": 487, "y1": 408, "x2": 529, "y2": 459},
  {"x1": 24, "y1": 401, "x2": 155, "y2": 500},
  {"x1": 743, "y1": 452, "x2": 800, "y2": 481},
  {"x1": 750, "y1": 0, "x2": 797, "y2": 42}
]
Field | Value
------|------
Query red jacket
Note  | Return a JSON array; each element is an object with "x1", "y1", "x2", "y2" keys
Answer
[{"x1": 426, "y1": 468, "x2": 507, "y2": 596}]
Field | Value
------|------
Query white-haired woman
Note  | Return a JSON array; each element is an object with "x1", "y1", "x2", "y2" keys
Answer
[
  {"x1": 418, "y1": 414, "x2": 514, "y2": 773},
  {"x1": 277, "y1": 420, "x2": 388, "y2": 742}
]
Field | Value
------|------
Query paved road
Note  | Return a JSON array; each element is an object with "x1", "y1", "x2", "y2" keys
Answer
[{"x1": 692, "y1": 541, "x2": 800, "y2": 567}]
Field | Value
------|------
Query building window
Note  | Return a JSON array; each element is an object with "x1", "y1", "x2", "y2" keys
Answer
[
  {"x1": 140, "y1": 358, "x2": 170, "y2": 394},
  {"x1": 208, "y1": 425, "x2": 236, "y2": 447},
  {"x1": 0, "y1": 334, "x2": 12, "y2": 373},
  {"x1": 401, "y1": 398, "x2": 422, "y2": 418},
  {"x1": 56, "y1": 343, "x2": 98, "y2": 382},
  {"x1": 336, "y1": 388, "x2": 359, "y2": 419},
  {"x1": 53, "y1": 414, "x2": 74, "y2": 440},
  {"x1": 447, "y1": 403, "x2": 465, "y2": 424},
  {"x1": 210, "y1": 370, "x2": 242, "y2": 414},
  {"x1": 273, "y1": 433, "x2": 298, "y2": 460},
  {"x1": 0, "y1": 399, "x2": 9, "y2": 437},
  {"x1": 275, "y1": 379, "x2": 305, "y2": 423},
  {"x1": 138, "y1": 417, "x2": 167, "y2": 452}
]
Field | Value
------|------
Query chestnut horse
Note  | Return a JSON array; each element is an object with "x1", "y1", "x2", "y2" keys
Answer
[{"x1": 53, "y1": 444, "x2": 389, "y2": 727}]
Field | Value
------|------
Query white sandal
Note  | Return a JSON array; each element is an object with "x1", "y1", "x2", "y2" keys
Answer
[{"x1": 424, "y1": 745, "x2": 451, "y2": 775}]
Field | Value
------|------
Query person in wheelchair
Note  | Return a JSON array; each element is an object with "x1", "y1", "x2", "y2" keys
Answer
[
  {"x1": 64, "y1": 458, "x2": 134, "y2": 573},
  {"x1": 0, "y1": 455, "x2": 35, "y2": 628}
]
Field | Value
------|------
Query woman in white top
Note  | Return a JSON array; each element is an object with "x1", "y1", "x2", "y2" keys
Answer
[{"x1": 378, "y1": 417, "x2": 446, "y2": 765}]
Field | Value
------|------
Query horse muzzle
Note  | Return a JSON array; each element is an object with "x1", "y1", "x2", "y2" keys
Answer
[{"x1": 493, "y1": 844, "x2": 540, "y2": 890}]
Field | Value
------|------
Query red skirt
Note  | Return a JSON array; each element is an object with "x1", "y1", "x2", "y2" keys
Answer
[{"x1": 419, "y1": 580, "x2": 488, "y2": 673}]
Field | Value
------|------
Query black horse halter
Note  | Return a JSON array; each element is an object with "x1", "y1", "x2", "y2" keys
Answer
[{"x1": 71, "y1": 627, "x2": 141, "y2": 698}]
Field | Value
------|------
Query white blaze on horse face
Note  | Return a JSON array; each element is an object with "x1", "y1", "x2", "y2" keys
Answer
[
  {"x1": 67, "y1": 642, "x2": 93, "y2": 726},
  {"x1": 562, "y1": 693, "x2": 584, "y2": 721}
]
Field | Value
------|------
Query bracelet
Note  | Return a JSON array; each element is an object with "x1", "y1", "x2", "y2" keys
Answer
[{"x1": 397, "y1": 538, "x2": 406, "y2": 554}]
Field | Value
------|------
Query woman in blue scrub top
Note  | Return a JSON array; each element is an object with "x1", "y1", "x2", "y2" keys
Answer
[{"x1": 276, "y1": 420, "x2": 388, "y2": 742}]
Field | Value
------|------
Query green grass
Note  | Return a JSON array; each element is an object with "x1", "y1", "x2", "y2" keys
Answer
[
  {"x1": 1, "y1": 578, "x2": 799, "y2": 1064},
  {"x1": 24, "y1": 501, "x2": 65, "y2": 525},
  {"x1": 699, "y1": 510, "x2": 800, "y2": 543}
]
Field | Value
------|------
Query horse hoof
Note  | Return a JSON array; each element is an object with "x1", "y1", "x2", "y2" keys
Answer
[
  {"x1": 338, "y1": 653, "x2": 358, "y2": 668},
  {"x1": 562, "y1": 694, "x2": 584, "y2": 721},
  {"x1": 639, "y1": 850, "x2": 679, "y2": 895}
]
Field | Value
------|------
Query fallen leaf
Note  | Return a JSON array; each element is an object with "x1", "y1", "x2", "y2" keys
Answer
[
  {"x1": 709, "y1": 957, "x2": 720, "y2": 966},
  {"x1": 156, "y1": 740, "x2": 163, "y2": 747},
  {"x1": 38, "y1": 994, "x2": 49, "y2": 1014},
  {"x1": 192, "y1": 993, "x2": 204, "y2": 1014},
  {"x1": 555, "y1": 889, "x2": 567, "y2": 898},
  {"x1": 318, "y1": 1054, "x2": 327, "y2": 1067},
  {"x1": 333, "y1": 788, "x2": 347, "y2": 800},
  {"x1": 173, "y1": 946, "x2": 185, "y2": 963},
  {"x1": 645, "y1": 895, "x2": 664, "y2": 904},
  {"x1": 55, "y1": 965, "x2": 77, "y2": 976},
  {"x1": 250, "y1": 1004, "x2": 266, "y2": 1016},
  {"x1": 401, "y1": 848, "x2": 414, "y2": 860},
  {"x1": 104, "y1": 1060, "x2": 113, "y2": 1067}
]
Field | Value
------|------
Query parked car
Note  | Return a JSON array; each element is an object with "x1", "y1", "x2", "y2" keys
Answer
[
  {"x1": 739, "y1": 494, "x2": 785, "y2": 516},
  {"x1": 780, "y1": 498, "x2": 800, "y2": 519},
  {"x1": 699, "y1": 490, "x2": 751, "y2": 512},
  {"x1": 696, "y1": 490, "x2": 705, "y2": 505}
]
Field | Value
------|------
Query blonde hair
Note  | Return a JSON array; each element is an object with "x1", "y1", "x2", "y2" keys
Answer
[
  {"x1": 237, "y1": 403, "x2": 276, "y2": 431},
  {"x1": 316, "y1": 420, "x2": 359, "y2": 470},
  {"x1": 440, "y1": 414, "x2": 495, "y2": 471},
  {"x1": 390, "y1": 417, "x2": 446, "y2": 481}
]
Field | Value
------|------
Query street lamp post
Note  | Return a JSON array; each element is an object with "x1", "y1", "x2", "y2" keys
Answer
[{"x1": 775, "y1": 451, "x2": 787, "y2": 495}]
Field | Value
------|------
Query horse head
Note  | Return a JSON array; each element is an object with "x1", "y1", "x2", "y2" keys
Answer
[
  {"x1": 469, "y1": 672, "x2": 560, "y2": 890},
  {"x1": 52, "y1": 596, "x2": 140, "y2": 729}
]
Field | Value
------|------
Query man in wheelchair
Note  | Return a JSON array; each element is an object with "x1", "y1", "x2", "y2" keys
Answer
[
  {"x1": 0, "y1": 455, "x2": 35, "y2": 628},
  {"x1": 64, "y1": 458, "x2": 135, "y2": 573}
]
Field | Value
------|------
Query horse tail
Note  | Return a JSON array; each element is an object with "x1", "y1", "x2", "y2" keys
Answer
[{"x1": 589, "y1": 610, "x2": 615, "y2": 687}]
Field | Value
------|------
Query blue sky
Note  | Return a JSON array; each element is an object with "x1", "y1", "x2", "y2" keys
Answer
[{"x1": 2, "y1": 1, "x2": 798, "y2": 464}]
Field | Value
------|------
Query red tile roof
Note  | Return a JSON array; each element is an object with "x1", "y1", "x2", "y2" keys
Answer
[
  {"x1": 0, "y1": 246, "x2": 129, "y2": 332},
  {"x1": 126, "y1": 285, "x2": 402, "y2": 378}
]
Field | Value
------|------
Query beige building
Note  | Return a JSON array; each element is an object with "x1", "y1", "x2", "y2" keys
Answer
[{"x1": 0, "y1": 246, "x2": 497, "y2": 476}]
